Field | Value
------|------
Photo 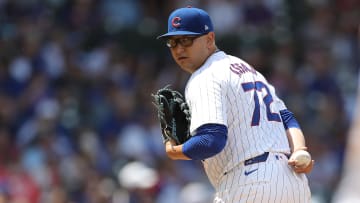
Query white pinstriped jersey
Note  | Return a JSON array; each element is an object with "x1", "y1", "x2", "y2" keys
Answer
[{"x1": 185, "y1": 51, "x2": 292, "y2": 188}]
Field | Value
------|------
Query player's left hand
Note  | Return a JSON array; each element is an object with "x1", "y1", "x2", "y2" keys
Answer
[
  {"x1": 288, "y1": 157, "x2": 314, "y2": 174},
  {"x1": 152, "y1": 85, "x2": 191, "y2": 145}
]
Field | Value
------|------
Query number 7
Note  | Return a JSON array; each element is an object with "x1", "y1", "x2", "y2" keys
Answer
[{"x1": 242, "y1": 81, "x2": 281, "y2": 126}]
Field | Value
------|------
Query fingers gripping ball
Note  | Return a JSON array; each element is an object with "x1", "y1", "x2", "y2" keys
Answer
[
  {"x1": 292, "y1": 150, "x2": 311, "y2": 167},
  {"x1": 152, "y1": 86, "x2": 191, "y2": 145}
]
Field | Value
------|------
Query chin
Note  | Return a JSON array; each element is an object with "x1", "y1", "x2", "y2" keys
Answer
[
  {"x1": 176, "y1": 61, "x2": 196, "y2": 73},
  {"x1": 178, "y1": 65, "x2": 193, "y2": 73}
]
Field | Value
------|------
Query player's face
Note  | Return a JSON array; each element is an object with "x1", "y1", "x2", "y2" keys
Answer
[{"x1": 167, "y1": 33, "x2": 214, "y2": 73}]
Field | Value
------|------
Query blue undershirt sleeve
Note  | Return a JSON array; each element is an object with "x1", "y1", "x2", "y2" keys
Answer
[
  {"x1": 182, "y1": 123, "x2": 227, "y2": 160},
  {"x1": 280, "y1": 109, "x2": 301, "y2": 129}
]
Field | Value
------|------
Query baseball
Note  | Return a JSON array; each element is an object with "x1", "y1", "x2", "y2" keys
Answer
[{"x1": 292, "y1": 150, "x2": 311, "y2": 167}]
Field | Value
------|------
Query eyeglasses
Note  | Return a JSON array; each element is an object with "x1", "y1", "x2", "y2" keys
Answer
[{"x1": 166, "y1": 35, "x2": 204, "y2": 48}]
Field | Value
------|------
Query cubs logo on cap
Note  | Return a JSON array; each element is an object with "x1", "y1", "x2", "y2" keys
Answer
[
  {"x1": 157, "y1": 7, "x2": 214, "y2": 39},
  {"x1": 171, "y1": 17, "x2": 181, "y2": 28}
]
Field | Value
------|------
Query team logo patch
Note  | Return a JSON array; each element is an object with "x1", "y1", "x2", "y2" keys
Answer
[{"x1": 171, "y1": 17, "x2": 181, "y2": 28}]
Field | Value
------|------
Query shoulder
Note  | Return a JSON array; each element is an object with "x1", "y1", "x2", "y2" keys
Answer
[
  {"x1": 210, "y1": 53, "x2": 259, "y2": 77},
  {"x1": 187, "y1": 61, "x2": 229, "y2": 90}
]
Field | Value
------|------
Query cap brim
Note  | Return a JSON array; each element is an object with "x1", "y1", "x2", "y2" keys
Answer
[{"x1": 156, "y1": 31, "x2": 203, "y2": 39}]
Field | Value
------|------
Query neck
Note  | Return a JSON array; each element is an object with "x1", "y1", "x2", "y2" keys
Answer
[
  {"x1": 189, "y1": 47, "x2": 219, "y2": 74},
  {"x1": 211, "y1": 46, "x2": 220, "y2": 55}
]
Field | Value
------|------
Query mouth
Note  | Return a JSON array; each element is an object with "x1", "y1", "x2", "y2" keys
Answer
[{"x1": 177, "y1": 56, "x2": 188, "y2": 61}]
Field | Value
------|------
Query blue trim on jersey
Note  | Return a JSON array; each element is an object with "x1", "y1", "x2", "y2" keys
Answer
[
  {"x1": 182, "y1": 124, "x2": 227, "y2": 160},
  {"x1": 280, "y1": 109, "x2": 301, "y2": 129}
]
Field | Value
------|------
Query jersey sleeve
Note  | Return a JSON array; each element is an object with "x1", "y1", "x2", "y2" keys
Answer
[{"x1": 186, "y1": 70, "x2": 228, "y2": 134}]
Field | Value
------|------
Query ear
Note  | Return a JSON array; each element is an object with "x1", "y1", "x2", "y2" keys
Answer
[{"x1": 207, "y1": 32, "x2": 216, "y2": 48}]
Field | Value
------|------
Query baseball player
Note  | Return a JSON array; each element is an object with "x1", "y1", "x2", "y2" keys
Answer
[{"x1": 157, "y1": 7, "x2": 314, "y2": 202}]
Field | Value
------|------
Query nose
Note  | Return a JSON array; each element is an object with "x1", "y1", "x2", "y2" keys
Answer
[{"x1": 173, "y1": 44, "x2": 185, "y2": 54}]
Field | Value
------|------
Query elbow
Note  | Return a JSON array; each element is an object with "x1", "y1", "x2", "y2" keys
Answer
[
  {"x1": 196, "y1": 136, "x2": 226, "y2": 159},
  {"x1": 208, "y1": 136, "x2": 226, "y2": 155},
  {"x1": 280, "y1": 109, "x2": 301, "y2": 130},
  {"x1": 183, "y1": 133, "x2": 227, "y2": 160},
  {"x1": 183, "y1": 124, "x2": 228, "y2": 160}
]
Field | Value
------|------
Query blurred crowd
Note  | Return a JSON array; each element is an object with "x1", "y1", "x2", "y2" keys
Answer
[{"x1": 0, "y1": 0, "x2": 358, "y2": 203}]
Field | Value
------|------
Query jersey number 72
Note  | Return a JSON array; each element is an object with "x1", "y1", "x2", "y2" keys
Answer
[{"x1": 241, "y1": 81, "x2": 281, "y2": 126}]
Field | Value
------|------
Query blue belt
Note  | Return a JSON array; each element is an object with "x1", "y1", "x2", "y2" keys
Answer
[{"x1": 244, "y1": 152, "x2": 269, "y2": 166}]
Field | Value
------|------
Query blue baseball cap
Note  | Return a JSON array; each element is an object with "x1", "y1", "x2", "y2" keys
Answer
[{"x1": 157, "y1": 7, "x2": 214, "y2": 39}]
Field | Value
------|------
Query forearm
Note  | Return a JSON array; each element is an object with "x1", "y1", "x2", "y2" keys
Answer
[
  {"x1": 280, "y1": 109, "x2": 307, "y2": 152},
  {"x1": 164, "y1": 124, "x2": 227, "y2": 160},
  {"x1": 286, "y1": 127, "x2": 314, "y2": 174},
  {"x1": 165, "y1": 140, "x2": 191, "y2": 160},
  {"x1": 286, "y1": 127, "x2": 307, "y2": 153}
]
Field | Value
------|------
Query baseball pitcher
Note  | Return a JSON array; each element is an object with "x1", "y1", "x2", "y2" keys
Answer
[{"x1": 153, "y1": 7, "x2": 314, "y2": 203}]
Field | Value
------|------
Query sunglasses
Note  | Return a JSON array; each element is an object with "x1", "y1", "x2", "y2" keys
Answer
[{"x1": 166, "y1": 35, "x2": 204, "y2": 48}]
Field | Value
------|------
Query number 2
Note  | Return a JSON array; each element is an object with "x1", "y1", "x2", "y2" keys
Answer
[{"x1": 241, "y1": 81, "x2": 281, "y2": 126}]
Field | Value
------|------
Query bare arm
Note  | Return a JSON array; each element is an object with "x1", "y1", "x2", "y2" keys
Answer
[
  {"x1": 286, "y1": 127, "x2": 307, "y2": 153},
  {"x1": 286, "y1": 127, "x2": 314, "y2": 173},
  {"x1": 165, "y1": 140, "x2": 191, "y2": 160},
  {"x1": 164, "y1": 124, "x2": 227, "y2": 161}
]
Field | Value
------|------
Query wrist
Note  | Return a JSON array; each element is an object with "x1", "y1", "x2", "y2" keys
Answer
[
  {"x1": 293, "y1": 147, "x2": 308, "y2": 153},
  {"x1": 165, "y1": 140, "x2": 176, "y2": 152}
]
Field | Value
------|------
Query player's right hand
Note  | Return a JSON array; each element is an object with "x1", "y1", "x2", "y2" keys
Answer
[{"x1": 288, "y1": 158, "x2": 314, "y2": 174}]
